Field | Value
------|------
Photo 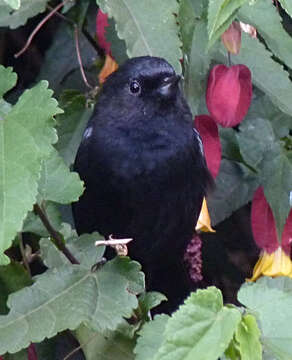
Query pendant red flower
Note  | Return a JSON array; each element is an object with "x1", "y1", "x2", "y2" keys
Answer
[{"x1": 206, "y1": 64, "x2": 252, "y2": 127}]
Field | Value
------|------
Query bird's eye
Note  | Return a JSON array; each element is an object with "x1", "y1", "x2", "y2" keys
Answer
[{"x1": 129, "y1": 80, "x2": 141, "y2": 95}]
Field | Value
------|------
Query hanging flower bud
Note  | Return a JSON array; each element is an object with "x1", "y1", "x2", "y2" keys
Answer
[
  {"x1": 206, "y1": 64, "x2": 252, "y2": 127},
  {"x1": 194, "y1": 115, "x2": 221, "y2": 178},
  {"x1": 221, "y1": 22, "x2": 242, "y2": 55},
  {"x1": 248, "y1": 187, "x2": 292, "y2": 281},
  {"x1": 196, "y1": 198, "x2": 215, "y2": 233}
]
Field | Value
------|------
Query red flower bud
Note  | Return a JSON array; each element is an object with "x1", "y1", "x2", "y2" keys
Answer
[
  {"x1": 194, "y1": 115, "x2": 221, "y2": 178},
  {"x1": 206, "y1": 64, "x2": 252, "y2": 127},
  {"x1": 96, "y1": 9, "x2": 111, "y2": 55},
  {"x1": 251, "y1": 187, "x2": 292, "y2": 254},
  {"x1": 221, "y1": 22, "x2": 241, "y2": 55}
]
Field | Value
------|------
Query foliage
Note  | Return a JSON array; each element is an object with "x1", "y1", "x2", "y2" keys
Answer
[{"x1": 0, "y1": 0, "x2": 292, "y2": 359}]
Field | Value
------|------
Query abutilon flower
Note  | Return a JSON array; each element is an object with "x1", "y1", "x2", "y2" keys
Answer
[
  {"x1": 96, "y1": 9, "x2": 118, "y2": 83},
  {"x1": 221, "y1": 22, "x2": 242, "y2": 55},
  {"x1": 249, "y1": 187, "x2": 292, "y2": 281},
  {"x1": 28, "y1": 344, "x2": 37, "y2": 360},
  {"x1": 206, "y1": 64, "x2": 252, "y2": 127}
]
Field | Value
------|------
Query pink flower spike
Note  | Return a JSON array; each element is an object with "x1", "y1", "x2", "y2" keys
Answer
[
  {"x1": 96, "y1": 9, "x2": 111, "y2": 55},
  {"x1": 194, "y1": 115, "x2": 221, "y2": 178},
  {"x1": 251, "y1": 187, "x2": 279, "y2": 253},
  {"x1": 28, "y1": 343, "x2": 38, "y2": 360},
  {"x1": 206, "y1": 64, "x2": 252, "y2": 127}
]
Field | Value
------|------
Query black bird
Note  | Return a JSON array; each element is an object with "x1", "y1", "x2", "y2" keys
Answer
[{"x1": 73, "y1": 56, "x2": 211, "y2": 313}]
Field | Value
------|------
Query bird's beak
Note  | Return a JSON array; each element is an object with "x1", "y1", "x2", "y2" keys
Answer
[{"x1": 157, "y1": 75, "x2": 181, "y2": 99}]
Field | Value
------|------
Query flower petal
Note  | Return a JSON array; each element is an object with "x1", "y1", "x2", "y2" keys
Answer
[
  {"x1": 196, "y1": 197, "x2": 215, "y2": 233},
  {"x1": 282, "y1": 208, "x2": 292, "y2": 254},
  {"x1": 248, "y1": 247, "x2": 292, "y2": 282},
  {"x1": 206, "y1": 64, "x2": 252, "y2": 127},
  {"x1": 96, "y1": 9, "x2": 111, "y2": 54},
  {"x1": 251, "y1": 187, "x2": 279, "y2": 253},
  {"x1": 194, "y1": 115, "x2": 221, "y2": 178},
  {"x1": 99, "y1": 54, "x2": 118, "y2": 84}
]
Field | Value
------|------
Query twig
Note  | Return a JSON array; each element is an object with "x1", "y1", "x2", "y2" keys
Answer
[
  {"x1": 14, "y1": 0, "x2": 70, "y2": 58},
  {"x1": 63, "y1": 332, "x2": 98, "y2": 360},
  {"x1": 227, "y1": 51, "x2": 231, "y2": 67},
  {"x1": 74, "y1": 25, "x2": 93, "y2": 89},
  {"x1": 34, "y1": 204, "x2": 80, "y2": 265},
  {"x1": 95, "y1": 235, "x2": 133, "y2": 256},
  {"x1": 18, "y1": 232, "x2": 32, "y2": 277}
]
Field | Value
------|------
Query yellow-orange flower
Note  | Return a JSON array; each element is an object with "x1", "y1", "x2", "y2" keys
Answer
[
  {"x1": 196, "y1": 198, "x2": 215, "y2": 233},
  {"x1": 248, "y1": 247, "x2": 292, "y2": 282},
  {"x1": 99, "y1": 54, "x2": 118, "y2": 84}
]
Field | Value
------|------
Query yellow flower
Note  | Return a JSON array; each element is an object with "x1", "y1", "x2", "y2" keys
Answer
[
  {"x1": 196, "y1": 198, "x2": 215, "y2": 233},
  {"x1": 248, "y1": 247, "x2": 292, "y2": 282}
]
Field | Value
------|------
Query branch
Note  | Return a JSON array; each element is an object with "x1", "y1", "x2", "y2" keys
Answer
[
  {"x1": 74, "y1": 25, "x2": 93, "y2": 89},
  {"x1": 14, "y1": 0, "x2": 70, "y2": 58},
  {"x1": 34, "y1": 203, "x2": 80, "y2": 265}
]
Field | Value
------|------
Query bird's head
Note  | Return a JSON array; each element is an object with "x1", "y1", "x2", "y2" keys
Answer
[{"x1": 99, "y1": 56, "x2": 182, "y2": 112}]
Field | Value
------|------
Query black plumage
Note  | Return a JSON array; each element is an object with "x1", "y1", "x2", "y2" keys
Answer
[{"x1": 73, "y1": 56, "x2": 211, "y2": 313}]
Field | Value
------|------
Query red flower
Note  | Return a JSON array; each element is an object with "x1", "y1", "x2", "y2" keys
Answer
[
  {"x1": 194, "y1": 115, "x2": 221, "y2": 178},
  {"x1": 28, "y1": 343, "x2": 38, "y2": 360},
  {"x1": 251, "y1": 187, "x2": 292, "y2": 254},
  {"x1": 96, "y1": 9, "x2": 111, "y2": 55},
  {"x1": 206, "y1": 64, "x2": 252, "y2": 127}
]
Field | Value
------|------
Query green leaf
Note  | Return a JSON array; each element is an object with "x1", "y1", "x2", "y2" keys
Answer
[
  {"x1": 0, "y1": 254, "x2": 144, "y2": 354},
  {"x1": 208, "y1": 159, "x2": 259, "y2": 226},
  {"x1": 238, "y1": 277, "x2": 292, "y2": 360},
  {"x1": 0, "y1": 66, "x2": 17, "y2": 98},
  {"x1": 0, "y1": 72, "x2": 62, "y2": 264},
  {"x1": 183, "y1": 20, "x2": 211, "y2": 115},
  {"x1": 55, "y1": 91, "x2": 93, "y2": 166},
  {"x1": 155, "y1": 287, "x2": 241, "y2": 360},
  {"x1": 238, "y1": 0, "x2": 292, "y2": 70},
  {"x1": 0, "y1": 262, "x2": 32, "y2": 314},
  {"x1": 37, "y1": 17, "x2": 97, "y2": 95},
  {"x1": 207, "y1": 0, "x2": 248, "y2": 45},
  {"x1": 138, "y1": 292, "x2": 167, "y2": 319},
  {"x1": 38, "y1": 148, "x2": 84, "y2": 204},
  {"x1": 278, "y1": 0, "x2": 292, "y2": 18},
  {"x1": 235, "y1": 314, "x2": 262, "y2": 360},
  {"x1": 3, "y1": 349, "x2": 28, "y2": 360},
  {"x1": 261, "y1": 145, "x2": 292, "y2": 239},
  {"x1": 98, "y1": 0, "x2": 182, "y2": 73},
  {"x1": 75, "y1": 323, "x2": 136, "y2": 360},
  {"x1": 134, "y1": 314, "x2": 169, "y2": 360},
  {"x1": 0, "y1": 0, "x2": 49, "y2": 29},
  {"x1": 2, "y1": 0, "x2": 20, "y2": 9},
  {"x1": 212, "y1": 33, "x2": 292, "y2": 118},
  {"x1": 106, "y1": 17, "x2": 128, "y2": 64},
  {"x1": 236, "y1": 115, "x2": 292, "y2": 238}
]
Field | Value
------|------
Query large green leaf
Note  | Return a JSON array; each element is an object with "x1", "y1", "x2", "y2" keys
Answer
[
  {"x1": 236, "y1": 116, "x2": 292, "y2": 238},
  {"x1": 238, "y1": 277, "x2": 292, "y2": 360},
  {"x1": 278, "y1": 0, "x2": 292, "y2": 18},
  {"x1": 98, "y1": 0, "x2": 182, "y2": 73},
  {"x1": 154, "y1": 287, "x2": 241, "y2": 360},
  {"x1": 0, "y1": 67, "x2": 62, "y2": 264},
  {"x1": 0, "y1": 234, "x2": 144, "y2": 354},
  {"x1": 239, "y1": 0, "x2": 292, "y2": 70},
  {"x1": 0, "y1": 0, "x2": 48, "y2": 28},
  {"x1": 134, "y1": 314, "x2": 169, "y2": 360},
  {"x1": 208, "y1": 159, "x2": 259, "y2": 226},
  {"x1": 75, "y1": 322, "x2": 136, "y2": 360},
  {"x1": 2, "y1": 0, "x2": 20, "y2": 10},
  {"x1": 38, "y1": 148, "x2": 84, "y2": 204}
]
